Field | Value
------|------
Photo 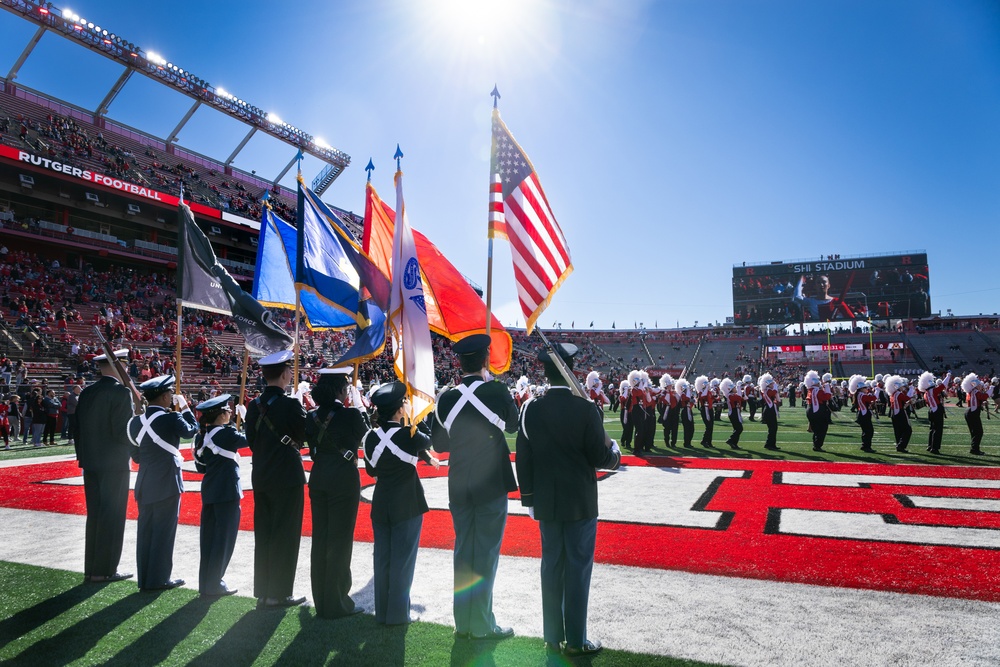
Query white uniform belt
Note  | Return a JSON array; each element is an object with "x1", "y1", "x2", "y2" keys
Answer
[
  {"x1": 129, "y1": 410, "x2": 183, "y2": 468},
  {"x1": 196, "y1": 425, "x2": 241, "y2": 464},
  {"x1": 365, "y1": 427, "x2": 416, "y2": 468},
  {"x1": 437, "y1": 380, "x2": 504, "y2": 434}
]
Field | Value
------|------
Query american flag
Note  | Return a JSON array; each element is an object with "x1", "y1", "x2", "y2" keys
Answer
[{"x1": 490, "y1": 110, "x2": 572, "y2": 334}]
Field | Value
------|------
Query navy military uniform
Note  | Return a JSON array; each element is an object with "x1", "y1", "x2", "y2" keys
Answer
[
  {"x1": 193, "y1": 394, "x2": 243, "y2": 596},
  {"x1": 516, "y1": 343, "x2": 620, "y2": 657},
  {"x1": 307, "y1": 368, "x2": 368, "y2": 619},
  {"x1": 128, "y1": 375, "x2": 199, "y2": 590},
  {"x1": 72, "y1": 349, "x2": 135, "y2": 582},
  {"x1": 431, "y1": 334, "x2": 519, "y2": 639},
  {"x1": 246, "y1": 350, "x2": 307, "y2": 606},
  {"x1": 364, "y1": 382, "x2": 435, "y2": 625}
]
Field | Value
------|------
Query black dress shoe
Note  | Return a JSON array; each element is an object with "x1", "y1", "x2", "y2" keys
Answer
[
  {"x1": 470, "y1": 626, "x2": 514, "y2": 641},
  {"x1": 142, "y1": 579, "x2": 185, "y2": 591},
  {"x1": 264, "y1": 596, "x2": 306, "y2": 608},
  {"x1": 89, "y1": 572, "x2": 133, "y2": 583},
  {"x1": 564, "y1": 640, "x2": 603, "y2": 657},
  {"x1": 201, "y1": 586, "x2": 238, "y2": 597},
  {"x1": 453, "y1": 630, "x2": 470, "y2": 640}
]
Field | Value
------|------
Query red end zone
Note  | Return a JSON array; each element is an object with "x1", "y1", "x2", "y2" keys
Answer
[{"x1": 3, "y1": 455, "x2": 999, "y2": 602}]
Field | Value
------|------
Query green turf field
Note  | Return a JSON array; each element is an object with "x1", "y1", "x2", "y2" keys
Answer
[{"x1": 0, "y1": 562, "x2": 711, "y2": 667}]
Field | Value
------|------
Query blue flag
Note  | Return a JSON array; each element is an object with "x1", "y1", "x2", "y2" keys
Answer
[
  {"x1": 334, "y1": 298, "x2": 387, "y2": 366},
  {"x1": 252, "y1": 207, "x2": 357, "y2": 329},
  {"x1": 301, "y1": 186, "x2": 390, "y2": 311}
]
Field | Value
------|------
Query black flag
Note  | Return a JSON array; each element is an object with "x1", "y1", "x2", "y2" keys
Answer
[{"x1": 177, "y1": 203, "x2": 293, "y2": 356}]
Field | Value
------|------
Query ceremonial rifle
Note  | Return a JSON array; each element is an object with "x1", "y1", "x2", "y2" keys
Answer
[
  {"x1": 93, "y1": 326, "x2": 144, "y2": 415},
  {"x1": 535, "y1": 329, "x2": 613, "y2": 447},
  {"x1": 535, "y1": 328, "x2": 587, "y2": 399}
]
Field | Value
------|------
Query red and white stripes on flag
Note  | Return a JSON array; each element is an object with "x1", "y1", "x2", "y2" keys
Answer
[{"x1": 490, "y1": 109, "x2": 572, "y2": 334}]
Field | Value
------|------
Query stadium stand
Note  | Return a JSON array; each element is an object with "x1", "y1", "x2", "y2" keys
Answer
[{"x1": 0, "y1": 86, "x2": 364, "y2": 237}]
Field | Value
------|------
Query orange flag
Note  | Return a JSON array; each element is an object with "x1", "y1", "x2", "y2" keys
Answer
[{"x1": 364, "y1": 182, "x2": 513, "y2": 374}]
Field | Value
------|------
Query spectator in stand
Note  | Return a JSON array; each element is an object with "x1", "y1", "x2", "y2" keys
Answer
[
  {"x1": 7, "y1": 395, "x2": 21, "y2": 444},
  {"x1": 64, "y1": 385, "x2": 81, "y2": 446},
  {"x1": 25, "y1": 389, "x2": 44, "y2": 447},
  {"x1": 0, "y1": 394, "x2": 10, "y2": 449},
  {"x1": 43, "y1": 389, "x2": 60, "y2": 446}
]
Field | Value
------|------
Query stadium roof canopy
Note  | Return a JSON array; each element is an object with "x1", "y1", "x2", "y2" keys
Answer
[{"x1": 0, "y1": 0, "x2": 350, "y2": 195}]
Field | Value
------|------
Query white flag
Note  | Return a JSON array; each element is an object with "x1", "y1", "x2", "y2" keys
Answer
[{"x1": 389, "y1": 168, "x2": 435, "y2": 429}]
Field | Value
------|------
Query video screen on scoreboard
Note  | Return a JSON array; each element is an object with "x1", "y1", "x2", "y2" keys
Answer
[{"x1": 732, "y1": 253, "x2": 930, "y2": 325}]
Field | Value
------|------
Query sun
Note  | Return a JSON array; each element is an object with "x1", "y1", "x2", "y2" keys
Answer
[
  {"x1": 422, "y1": 0, "x2": 542, "y2": 50},
  {"x1": 427, "y1": 0, "x2": 493, "y2": 40}
]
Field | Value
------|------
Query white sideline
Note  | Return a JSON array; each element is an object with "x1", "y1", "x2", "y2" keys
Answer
[{"x1": 1, "y1": 506, "x2": 998, "y2": 666}]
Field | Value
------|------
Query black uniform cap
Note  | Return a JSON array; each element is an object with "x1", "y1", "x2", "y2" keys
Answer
[
  {"x1": 258, "y1": 349, "x2": 295, "y2": 368},
  {"x1": 370, "y1": 381, "x2": 407, "y2": 408},
  {"x1": 452, "y1": 334, "x2": 491, "y2": 356},
  {"x1": 196, "y1": 394, "x2": 232, "y2": 412},
  {"x1": 537, "y1": 343, "x2": 579, "y2": 365},
  {"x1": 139, "y1": 374, "x2": 175, "y2": 398}
]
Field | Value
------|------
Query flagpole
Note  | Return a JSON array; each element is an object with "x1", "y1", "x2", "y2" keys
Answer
[
  {"x1": 394, "y1": 147, "x2": 409, "y2": 425},
  {"x1": 175, "y1": 300, "x2": 183, "y2": 395},
  {"x1": 176, "y1": 182, "x2": 186, "y2": 396},
  {"x1": 294, "y1": 153, "x2": 305, "y2": 389},
  {"x1": 485, "y1": 86, "x2": 501, "y2": 341},
  {"x1": 236, "y1": 346, "x2": 250, "y2": 429}
]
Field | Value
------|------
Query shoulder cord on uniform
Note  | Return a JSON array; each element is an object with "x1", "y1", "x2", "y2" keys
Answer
[
  {"x1": 196, "y1": 425, "x2": 240, "y2": 463},
  {"x1": 253, "y1": 394, "x2": 300, "y2": 447}
]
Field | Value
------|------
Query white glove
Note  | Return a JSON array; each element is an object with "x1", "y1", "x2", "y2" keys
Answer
[
  {"x1": 527, "y1": 506, "x2": 535, "y2": 520},
  {"x1": 173, "y1": 394, "x2": 189, "y2": 411},
  {"x1": 235, "y1": 404, "x2": 247, "y2": 420},
  {"x1": 610, "y1": 440, "x2": 621, "y2": 456}
]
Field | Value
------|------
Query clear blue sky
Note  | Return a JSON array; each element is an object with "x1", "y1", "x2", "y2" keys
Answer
[{"x1": 2, "y1": 0, "x2": 998, "y2": 329}]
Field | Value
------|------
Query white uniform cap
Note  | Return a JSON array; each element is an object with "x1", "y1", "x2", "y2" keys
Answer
[
  {"x1": 94, "y1": 349, "x2": 129, "y2": 362},
  {"x1": 258, "y1": 349, "x2": 295, "y2": 367},
  {"x1": 317, "y1": 367, "x2": 352, "y2": 376}
]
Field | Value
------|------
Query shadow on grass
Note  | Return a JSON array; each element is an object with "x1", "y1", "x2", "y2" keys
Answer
[
  {"x1": 266, "y1": 605, "x2": 373, "y2": 666},
  {"x1": 187, "y1": 601, "x2": 287, "y2": 667},
  {"x1": 450, "y1": 637, "x2": 498, "y2": 667},
  {"x1": 104, "y1": 596, "x2": 213, "y2": 666},
  {"x1": 0, "y1": 582, "x2": 100, "y2": 645},
  {"x1": 8, "y1": 590, "x2": 153, "y2": 666}
]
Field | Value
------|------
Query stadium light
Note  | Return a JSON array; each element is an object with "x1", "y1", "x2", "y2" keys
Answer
[{"x1": 6, "y1": 0, "x2": 350, "y2": 178}]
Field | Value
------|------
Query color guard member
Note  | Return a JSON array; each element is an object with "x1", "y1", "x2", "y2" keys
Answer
[
  {"x1": 74, "y1": 349, "x2": 134, "y2": 583},
  {"x1": 432, "y1": 334, "x2": 519, "y2": 640},
  {"x1": 129, "y1": 374, "x2": 199, "y2": 591},
  {"x1": 193, "y1": 393, "x2": 242, "y2": 597},
  {"x1": 246, "y1": 349, "x2": 308, "y2": 608}
]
